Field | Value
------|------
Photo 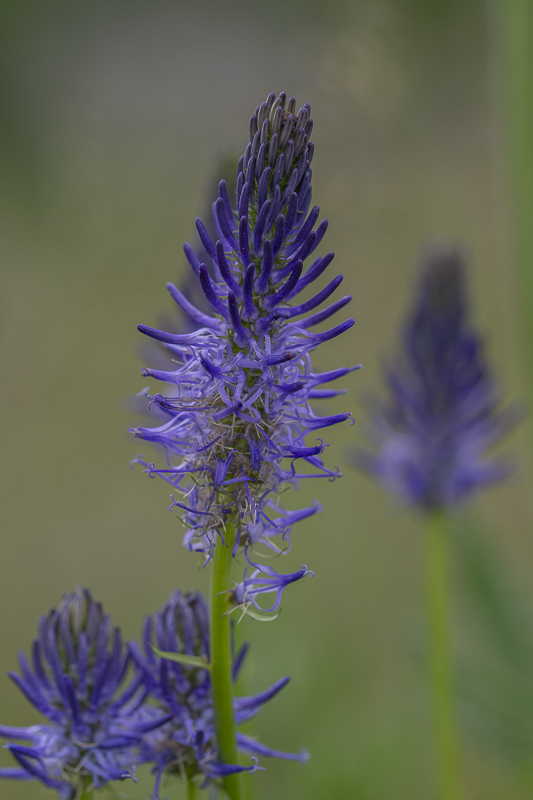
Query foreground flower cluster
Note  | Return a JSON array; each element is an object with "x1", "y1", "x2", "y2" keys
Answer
[
  {"x1": 132, "y1": 91, "x2": 358, "y2": 604},
  {"x1": 0, "y1": 93, "x2": 356, "y2": 800},
  {"x1": 0, "y1": 588, "x2": 304, "y2": 798}
]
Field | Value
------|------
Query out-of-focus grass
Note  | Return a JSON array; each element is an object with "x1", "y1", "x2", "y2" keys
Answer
[
  {"x1": 492, "y1": 0, "x2": 533, "y2": 407},
  {"x1": 454, "y1": 514, "x2": 533, "y2": 787}
]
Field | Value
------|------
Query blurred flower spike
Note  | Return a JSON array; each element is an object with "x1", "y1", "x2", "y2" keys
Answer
[
  {"x1": 0, "y1": 588, "x2": 139, "y2": 799},
  {"x1": 129, "y1": 591, "x2": 309, "y2": 797},
  {"x1": 356, "y1": 246, "x2": 517, "y2": 510},
  {"x1": 131, "y1": 91, "x2": 359, "y2": 592}
]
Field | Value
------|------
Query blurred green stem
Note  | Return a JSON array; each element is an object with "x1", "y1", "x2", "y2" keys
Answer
[
  {"x1": 426, "y1": 511, "x2": 461, "y2": 800},
  {"x1": 188, "y1": 779, "x2": 199, "y2": 800},
  {"x1": 234, "y1": 618, "x2": 255, "y2": 800},
  {"x1": 210, "y1": 521, "x2": 242, "y2": 800},
  {"x1": 80, "y1": 778, "x2": 94, "y2": 800},
  {"x1": 493, "y1": 0, "x2": 533, "y2": 398}
]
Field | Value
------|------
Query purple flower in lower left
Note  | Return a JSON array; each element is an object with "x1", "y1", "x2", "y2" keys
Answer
[{"x1": 0, "y1": 588, "x2": 141, "y2": 799}]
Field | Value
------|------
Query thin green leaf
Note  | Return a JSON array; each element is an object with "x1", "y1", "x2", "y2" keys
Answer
[{"x1": 150, "y1": 644, "x2": 211, "y2": 670}]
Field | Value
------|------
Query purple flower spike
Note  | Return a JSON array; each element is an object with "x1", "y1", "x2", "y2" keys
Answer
[
  {"x1": 130, "y1": 591, "x2": 306, "y2": 795},
  {"x1": 355, "y1": 246, "x2": 519, "y2": 510},
  {"x1": 0, "y1": 589, "x2": 141, "y2": 799},
  {"x1": 133, "y1": 92, "x2": 358, "y2": 594}
]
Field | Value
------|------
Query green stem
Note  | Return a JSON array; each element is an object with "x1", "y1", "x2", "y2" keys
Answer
[
  {"x1": 210, "y1": 521, "x2": 242, "y2": 800},
  {"x1": 188, "y1": 779, "x2": 199, "y2": 800},
  {"x1": 426, "y1": 512, "x2": 461, "y2": 800}
]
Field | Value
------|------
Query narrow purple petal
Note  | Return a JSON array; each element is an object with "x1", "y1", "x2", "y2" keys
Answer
[
  {"x1": 265, "y1": 261, "x2": 303, "y2": 308},
  {"x1": 287, "y1": 275, "x2": 344, "y2": 318},
  {"x1": 198, "y1": 265, "x2": 231, "y2": 321},
  {"x1": 195, "y1": 217, "x2": 217, "y2": 261}
]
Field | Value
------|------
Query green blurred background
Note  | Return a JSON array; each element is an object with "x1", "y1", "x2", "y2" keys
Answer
[{"x1": 1, "y1": 1, "x2": 532, "y2": 798}]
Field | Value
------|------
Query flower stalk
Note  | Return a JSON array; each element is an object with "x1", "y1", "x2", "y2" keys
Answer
[
  {"x1": 210, "y1": 521, "x2": 242, "y2": 800},
  {"x1": 426, "y1": 512, "x2": 460, "y2": 800},
  {"x1": 80, "y1": 781, "x2": 95, "y2": 800}
]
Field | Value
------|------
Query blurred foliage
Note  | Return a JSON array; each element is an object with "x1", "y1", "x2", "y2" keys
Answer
[
  {"x1": 454, "y1": 514, "x2": 533, "y2": 783},
  {"x1": 492, "y1": 0, "x2": 533, "y2": 410}
]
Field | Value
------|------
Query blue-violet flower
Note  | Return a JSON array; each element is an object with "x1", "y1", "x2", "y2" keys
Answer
[
  {"x1": 129, "y1": 590, "x2": 307, "y2": 797},
  {"x1": 0, "y1": 588, "x2": 140, "y2": 799},
  {"x1": 356, "y1": 246, "x2": 515, "y2": 509},
  {"x1": 132, "y1": 91, "x2": 359, "y2": 592}
]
